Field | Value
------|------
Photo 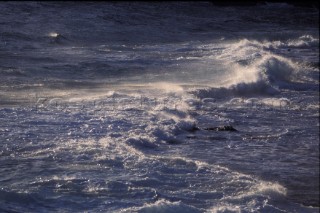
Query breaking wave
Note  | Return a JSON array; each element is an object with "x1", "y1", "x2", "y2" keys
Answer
[{"x1": 191, "y1": 36, "x2": 318, "y2": 99}]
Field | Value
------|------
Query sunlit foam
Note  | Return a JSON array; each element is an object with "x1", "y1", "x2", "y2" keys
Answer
[
  {"x1": 210, "y1": 205, "x2": 241, "y2": 213},
  {"x1": 229, "y1": 182, "x2": 287, "y2": 200},
  {"x1": 150, "y1": 82, "x2": 184, "y2": 93},
  {"x1": 49, "y1": 32, "x2": 59, "y2": 38},
  {"x1": 261, "y1": 98, "x2": 291, "y2": 107},
  {"x1": 124, "y1": 199, "x2": 202, "y2": 213},
  {"x1": 226, "y1": 54, "x2": 297, "y2": 87},
  {"x1": 217, "y1": 38, "x2": 300, "y2": 89}
]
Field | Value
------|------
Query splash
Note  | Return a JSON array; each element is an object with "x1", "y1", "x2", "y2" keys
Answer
[{"x1": 190, "y1": 36, "x2": 313, "y2": 99}]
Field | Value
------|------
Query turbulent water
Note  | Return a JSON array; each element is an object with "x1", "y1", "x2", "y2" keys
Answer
[{"x1": 0, "y1": 2, "x2": 319, "y2": 212}]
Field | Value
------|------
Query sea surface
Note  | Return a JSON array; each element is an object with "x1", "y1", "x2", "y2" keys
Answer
[{"x1": 0, "y1": 2, "x2": 319, "y2": 212}]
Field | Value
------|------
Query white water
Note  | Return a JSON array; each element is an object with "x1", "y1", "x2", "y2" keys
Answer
[{"x1": 0, "y1": 2, "x2": 319, "y2": 212}]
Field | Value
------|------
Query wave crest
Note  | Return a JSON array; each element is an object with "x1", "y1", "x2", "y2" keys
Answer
[
  {"x1": 192, "y1": 35, "x2": 316, "y2": 99},
  {"x1": 193, "y1": 55, "x2": 298, "y2": 98}
]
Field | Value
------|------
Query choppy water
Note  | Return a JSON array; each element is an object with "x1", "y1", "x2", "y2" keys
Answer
[{"x1": 0, "y1": 2, "x2": 319, "y2": 212}]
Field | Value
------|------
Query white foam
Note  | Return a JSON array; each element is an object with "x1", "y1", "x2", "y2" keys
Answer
[
  {"x1": 208, "y1": 204, "x2": 241, "y2": 213},
  {"x1": 48, "y1": 32, "x2": 59, "y2": 38},
  {"x1": 261, "y1": 98, "x2": 291, "y2": 107},
  {"x1": 121, "y1": 199, "x2": 202, "y2": 213},
  {"x1": 226, "y1": 181, "x2": 287, "y2": 200},
  {"x1": 191, "y1": 37, "x2": 308, "y2": 99},
  {"x1": 221, "y1": 49, "x2": 298, "y2": 88},
  {"x1": 286, "y1": 35, "x2": 319, "y2": 48}
]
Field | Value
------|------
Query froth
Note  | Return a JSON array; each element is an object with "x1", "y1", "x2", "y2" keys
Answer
[
  {"x1": 121, "y1": 199, "x2": 202, "y2": 213},
  {"x1": 192, "y1": 37, "x2": 306, "y2": 98}
]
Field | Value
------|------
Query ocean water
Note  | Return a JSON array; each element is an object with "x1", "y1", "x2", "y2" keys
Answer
[{"x1": 0, "y1": 2, "x2": 319, "y2": 212}]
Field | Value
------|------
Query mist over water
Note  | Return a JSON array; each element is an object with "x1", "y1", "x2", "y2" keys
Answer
[{"x1": 0, "y1": 2, "x2": 319, "y2": 212}]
